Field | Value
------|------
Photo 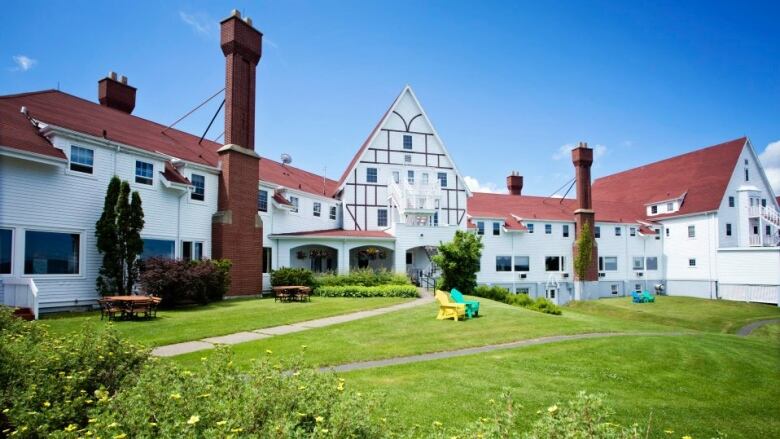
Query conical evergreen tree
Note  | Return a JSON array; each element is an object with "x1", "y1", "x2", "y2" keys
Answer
[
  {"x1": 125, "y1": 191, "x2": 145, "y2": 293},
  {"x1": 95, "y1": 177, "x2": 121, "y2": 295},
  {"x1": 115, "y1": 181, "x2": 132, "y2": 294}
]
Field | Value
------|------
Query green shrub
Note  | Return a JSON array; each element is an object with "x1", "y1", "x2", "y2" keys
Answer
[
  {"x1": 316, "y1": 268, "x2": 410, "y2": 287},
  {"x1": 315, "y1": 285, "x2": 419, "y2": 298},
  {"x1": 473, "y1": 285, "x2": 509, "y2": 302},
  {"x1": 529, "y1": 297, "x2": 562, "y2": 315},
  {"x1": 139, "y1": 258, "x2": 231, "y2": 307},
  {"x1": 270, "y1": 267, "x2": 316, "y2": 289},
  {"x1": 505, "y1": 292, "x2": 534, "y2": 307},
  {"x1": 0, "y1": 306, "x2": 148, "y2": 437},
  {"x1": 471, "y1": 286, "x2": 562, "y2": 315},
  {"x1": 83, "y1": 349, "x2": 387, "y2": 438}
]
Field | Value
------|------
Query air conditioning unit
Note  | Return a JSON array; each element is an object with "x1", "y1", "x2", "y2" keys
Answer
[
  {"x1": 520, "y1": 274, "x2": 527, "y2": 279},
  {"x1": 562, "y1": 273, "x2": 569, "y2": 278},
  {"x1": 636, "y1": 272, "x2": 644, "y2": 277},
  {"x1": 598, "y1": 272, "x2": 606, "y2": 278}
]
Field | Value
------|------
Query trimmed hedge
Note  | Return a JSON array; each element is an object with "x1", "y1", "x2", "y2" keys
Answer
[
  {"x1": 316, "y1": 268, "x2": 410, "y2": 287},
  {"x1": 270, "y1": 267, "x2": 317, "y2": 289},
  {"x1": 315, "y1": 285, "x2": 419, "y2": 298},
  {"x1": 473, "y1": 285, "x2": 562, "y2": 315}
]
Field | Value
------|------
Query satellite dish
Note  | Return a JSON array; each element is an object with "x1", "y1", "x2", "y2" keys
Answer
[{"x1": 281, "y1": 153, "x2": 292, "y2": 164}]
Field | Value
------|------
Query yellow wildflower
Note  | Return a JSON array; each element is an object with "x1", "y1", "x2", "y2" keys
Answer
[
  {"x1": 113, "y1": 434, "x2": 127, "y2": 439},
  {"x1": 433, "y1": 421, "x2": 443, "y2": 427},
  {"x1": 682, "y1": 436, "x2": 692, "y2": 439},
  {"x1": 107, "y1": 422, "x2": 119, "y2": 428},
  {"x1": 315, "y1": 416, "x2": 324, "y2": 423},
  {"x1": 64, "y1": 424, "x2": 77, "y2": 432},
  {"x1": 187, "y1": 415, "x2": 200, "y2": 425},
  {"x1": 170, "y1": 393, "x2": 181, "y2": 400},
  {"x1": 88, "y1": 418, "x2": 97, "y2": 424},
  {"x1": 216, "y1": 420, "x2": 228, "y2": 426},
  {"x1": 42, "y1": 401, "x2": 51, "y2": 408},
  {"x1": 664, "y1": 431, "x2": 674, "y2": 435},
  {"x1": 547, "y1": 405, "x2": 558, "y2": 414},
  {"x1": 231, "y1": 427, "x2": 244, "y2": 433},
  {"x1": 265, "y1": 349, "x2": 273, "y2": 354}
]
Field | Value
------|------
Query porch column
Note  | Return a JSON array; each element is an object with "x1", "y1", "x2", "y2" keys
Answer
[{"x1": 339, "y1": 241, "x2": 349, "y2": 275}]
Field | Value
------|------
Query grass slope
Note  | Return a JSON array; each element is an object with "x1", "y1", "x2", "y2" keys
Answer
[
  {"x1": 342, "y1": 335, "x2": 780, "y2": 439},
  {"x1": 749, "y1": 322, "x2": 780, "y2": 342},
  {"x1": 566, "y1": 296, "x2": 780, "y2": 333},
  {"x1": 41, "y1": 297, "x2": 410, "y2": 347},
  {"x1": 172, "y1": 296, "x2": 678, "y2": 369}
]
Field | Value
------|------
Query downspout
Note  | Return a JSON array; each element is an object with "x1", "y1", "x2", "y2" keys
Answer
[
  {"x1": 176, "y1": 189, "x2": 187, "y2": 258},
  {"x1": 511, "y1": 231, "x2": 516, "y2": 293}
]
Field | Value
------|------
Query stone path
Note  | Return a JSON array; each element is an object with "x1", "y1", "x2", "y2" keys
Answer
[
  {"x1": 736, "y1": 318, "x2": 780, "y2": 336},
  {"x1": 319, "y1": 331, "x2": 688, "y2": 373},
  {"x1": 151, "y1": 288, "x2": 434, "y2": 357}
]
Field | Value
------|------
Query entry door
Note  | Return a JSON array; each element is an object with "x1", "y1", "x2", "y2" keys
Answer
[{"x1": 545, "y1": 288, "x2": 557, "y2": 300}]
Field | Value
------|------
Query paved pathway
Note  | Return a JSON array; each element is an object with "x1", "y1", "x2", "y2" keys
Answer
[
  {"x1": 151, "y1": 288, "x2": 434, "y2": 357},
  {"x1": 319, "y1": 331, "x2": 688, "y2": 373},
  {"x1": 736, "y1": 318, "x2": 780, "y2": 336}
]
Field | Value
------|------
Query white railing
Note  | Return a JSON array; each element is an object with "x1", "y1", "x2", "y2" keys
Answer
[
  {"x1": 749, "y1": 235, "x2": 762, "y2": 246},
  {"x1": 2, "y1": 278, "x2": 39, "y2": 319},
  {"x1": 387, "y1": 180, "x2": 442, "y2": 213},
  {"x1": 748, "y1": 205, "x2": 780, "y2": 227}
]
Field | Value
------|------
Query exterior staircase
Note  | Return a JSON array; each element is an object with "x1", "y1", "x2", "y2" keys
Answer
[{"x1": 750, "y1": 205, "x2": 780, "y2": 228}]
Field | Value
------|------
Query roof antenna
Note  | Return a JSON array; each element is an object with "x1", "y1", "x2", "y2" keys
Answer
[{"x1": 162, "y1": 87, "x2": 224, "y2": 134}]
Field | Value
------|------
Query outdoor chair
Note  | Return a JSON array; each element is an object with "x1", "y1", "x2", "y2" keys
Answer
[
  {"x1": 435, "y1": 291, "x2": 466, "y2": 321},
  {"x1": 641, "y1": 290, "x2": 655, "y2": 303},
  {"x1": 631, "y1": 291, "x2": 645, "y2": 303},
  {"x1": 98, "y1": 299, "x2": 123, "y2": 321},
  {"x1": 449, "y1": 288, "x2": 480, "y2": 318},
  {"x1": 125, "y1": 299, "x2": 153, "y2": 319},
  {"x1": 149, "y1": 296, "x2": 162, "y2": 318}
]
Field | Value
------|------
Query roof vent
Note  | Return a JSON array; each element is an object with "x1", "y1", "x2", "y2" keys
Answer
[{"x1": 281, "y1": 153, "x2": 292, "y2": 164}]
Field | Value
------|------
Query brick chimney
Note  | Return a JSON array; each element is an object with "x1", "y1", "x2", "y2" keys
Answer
[
  {"x1": 98, "y1": 72, "x2": 136, "y2": 114},
  {"x1": 212, "y1": 10, "x2": 264, "y2": 296},
  {"x1": 571, "y1": 142, "x2": 598, "y2": 282},
  {"x1": 506, "y1": 171, "x2": 523, "y2": 195}
]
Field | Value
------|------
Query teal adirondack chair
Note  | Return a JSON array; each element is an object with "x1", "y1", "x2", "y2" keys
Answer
[
  {"x1": 641, "y1": 290, "x2": 655, "y2": 303},
  {"x1": 450, "y1": 289, "x2": 480, "y2": 318}
]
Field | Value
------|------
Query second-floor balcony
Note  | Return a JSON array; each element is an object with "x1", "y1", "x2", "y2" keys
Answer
[{"x1": 388, "y1": 180, "x2": 443, "y2": 214}]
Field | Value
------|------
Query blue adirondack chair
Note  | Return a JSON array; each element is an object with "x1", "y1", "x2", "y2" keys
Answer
[
  {"x1": 450, "y1": 288, "x2": 480, "y2": 318},
  {"x1": 641, "y1": 290, "x2": 655, "y2": 303},
  {"x1": 631, "y1": 291, "x2": 645, "y2": 303}
]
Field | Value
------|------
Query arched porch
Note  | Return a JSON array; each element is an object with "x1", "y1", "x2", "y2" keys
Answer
[
  {"x1": 348, "y1": 245, "x2": 394, "y2": 271},
  {"x1": 289, "y1": 244, "x2": 338, "y2": 273}
]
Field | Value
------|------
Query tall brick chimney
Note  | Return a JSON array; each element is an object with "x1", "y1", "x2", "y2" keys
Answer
[
  {"x1": 98, "y1": 72, "x2": 136, "y2": 114},
  {"x1": 212, "y1": 10, "x2": 264, "y2": 296},
  {"x1": 571, "y1": 142, "x2": 598, "y2": 283},
  {"x1": 506, "y1": 171, "x2": 523, "y2": 195}
]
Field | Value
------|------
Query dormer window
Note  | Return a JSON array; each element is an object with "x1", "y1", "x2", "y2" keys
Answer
[
  {"x1": 651, "y1": 205, "x2": 658, "y2": 214},
  {"x1": 666, "y1": 202, "x2": 673, "y2": 211}
]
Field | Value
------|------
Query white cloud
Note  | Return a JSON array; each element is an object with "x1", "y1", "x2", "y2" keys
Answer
[
  {"x1": 179, "y1": 11, "x2": 217, "y2": 38},
  {"x1": 552, "y1": 143, "x2": 607, "y2": 160},
  {"x1": 11, "y1": 55, "x2": 36, "y2": 71},
  {"x1": 759, "y1": 140, "x2": 780, "y2": 194},
  {"x1": 464, "y1": 176, "x2": 507, "y2": 194}
]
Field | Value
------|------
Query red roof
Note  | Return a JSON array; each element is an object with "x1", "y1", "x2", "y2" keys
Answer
[
  {"x1": 270, "y1": 228, "x2": 394, "y2": 239},
  {"x1": 272, "y1": 192, "x2": 293, "y2": 206},
  {"x1": 161, "y1": 162, "x2": 191, "y2": 185},
  {"x1": 592, "y1": 137, "x2": 746, "y2": 220},
  {"x1": 259, "y1": 157, "x2": 339, "y2": 198},
  {"x1": 0, "y1": 90, "x2": 221, "y2": 167}
]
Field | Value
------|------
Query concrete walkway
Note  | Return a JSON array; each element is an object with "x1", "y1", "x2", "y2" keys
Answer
[
  {"x1": 151, "y1": 288, "x2": 434, "y2": 357},
  {"x1": 319, "y1": 331, "x2": 687, "y2": 373},
  {"x1": 736, "y1": 318, "x2": 780, "y2": 336}
]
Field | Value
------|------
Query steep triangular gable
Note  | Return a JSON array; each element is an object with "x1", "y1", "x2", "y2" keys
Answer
[{"x1": 334, "y1": 85, "x2": 471, "y2": 197}]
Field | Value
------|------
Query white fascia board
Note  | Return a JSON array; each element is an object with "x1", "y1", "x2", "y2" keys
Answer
[{"x1": 0, "y1": 145, "x2": 67, "y2": 166}]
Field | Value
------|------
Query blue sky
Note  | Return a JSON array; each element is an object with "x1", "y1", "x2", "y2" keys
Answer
[{"x1": 2, "y1": 1, "x2": 779, "y2": 195}]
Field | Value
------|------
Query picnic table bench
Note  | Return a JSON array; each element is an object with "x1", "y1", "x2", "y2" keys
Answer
[
  {"x1": 272, "y1": 286, "x2": 312, "y2": 302},
  {"x1": 99, "y1": 295, "x2": 161, "y2": 321}
]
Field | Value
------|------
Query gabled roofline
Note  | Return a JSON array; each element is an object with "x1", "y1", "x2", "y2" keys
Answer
[
  {"x1": 0, "y1": 145, "x2": 67, "y2": 166},
  {"x1": 744, "y1": 137, "x2": 778, "y2": 203}
]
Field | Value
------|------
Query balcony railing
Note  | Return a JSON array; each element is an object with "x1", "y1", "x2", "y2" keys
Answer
[
  {"x1": 388, "y1": 180, "x2": 442, "y2": 213},
  {"x1": 748, "y1": 205, "x2": 780, "y2": 227}
]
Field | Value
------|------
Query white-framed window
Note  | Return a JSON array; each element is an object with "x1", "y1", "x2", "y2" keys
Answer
[
  {"x1": 377, "y1": 209, "x2": 388, "y2": 227},
  {"x1": 514, "y1": 256, "x2": 530, "y2": 272},
  {"x1": 366, "y1": 167, "x2": 378, "y2": 183},
  {"x1": 726, "y1": 223, "x2": 732, "y2": 236},
  {"x1": 329, "y1": 206, "x2": 337, "y2": 220},
  {"x1": 493, "y1": 222, "x2": 501, "y2": 236},
  {"x1": 258, "y1": 190, "x2": 268, "y2": 212},
  {"x1": 545, "y1": 256, "x2": 565, "y2": 272},
  {"x1": 688, "y1": 225, "x2": 695, "y2": 238},
  {"x1": 476, "y1": 221, "x2": 485, "y2": 235},
  {"x1": 745, "y1": 167, "x2": 749, "y2": 181},
  {"x1": 190, "y1": 174, "x2": 205, "y2": 201},
  {"x1": 0, "y1": 228, "x2": 12, "y2": 274},
  {"x1": 688, "y1": 258, "x2": 696, "y2": 267},
  {"x1": 527, "y1": 223, "x2": 534, "y2": 233},
  {"x1": 665, "y1": 228, "x2": 670, "y2": 237},
  {"x1": 262, "y1": 247, "x2": 273, "y2": 273},
  {"x1": 407, "y1": 170, "x2": 414, "y2": 184},
  {"x1": 646, "y1": 257, "x2": 658, "y2": 270},
  {"x1": 766, "y1": 225, "x2": 772, "y2": 236},
  {"x1": 290, "y1": 196, "x2": 299, "y2": 213},
  {"x1": 182, "y1": 241, "x2": 203, "y2": 262},
  {"x1": 437, "y1": 172, "x2": 448, "y2": 187},
  {"x1": 599, "y1": 256, "x2": 617, "y2": 271},
  {"x1": 651, "y1": 205, "x2": 658, "y2": 214},
  {"x1": 761, "y1": 198, "x2": 767, "y2": 207},
  {"x1": 615, "y1": 227, "x2": 622, "y2": 237},
  {"x1": 392, "y1": 171, "x2": 400, "y2": 184},
  {"x1": 517, "y1": 287, "x2": 530, "y2": 295},
  {"x1": 141, "y1": 239, "x2": 175, "y2": 261},
  {"x1": 403, "y1": 134, "x2": 413, "y2": 149},
  {"x1": 545, "y1": 224, "x2": 552, "y2": 234},
  {"x1": 611, "y1": 284, "x2": 618, "y2": 295},
  {"x1": 24, "y1": 230, "x2": 81, "y2": 275},
  {"x1": 666, "y1": 202, "x2": 673, "y2": 211},
  {"x1": 595, "y1": 226, "x2": 601, "y2": 238},
  {"x1": 562, "y1": 225, "x2": 569, "y2": 237},
  {"x1": 313, "y1": 202, "x2": 321, "y2": 217},
  {"x1": 421, "y1": 173, "x2": 429, "y2": 185},
  {"x1": 404, "y1": 154, "x2": 412, "y2": 164},
  {"x1": 728, "y1": 196, "x2": 735, "y2": 207},
  {"x1": 69, "y1": 145, "x2": 94, "y2": 174},
  {"x1": 632, "y1": 257, "x2": 644, "y2": 270},
  {"x1": 135, "y1": 160, "x2": 154, "y2": 185},
  {"x1": 629, "y1": 227, "x2": 636, "y2": 237},
  {"x1": 495, "y1": 256, "x2": 512, "y2": 272}
]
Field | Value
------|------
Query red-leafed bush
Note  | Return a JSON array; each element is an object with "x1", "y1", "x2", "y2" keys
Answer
[{"x1": 139, "y1": 258, "x2": 231, "y2": 307}]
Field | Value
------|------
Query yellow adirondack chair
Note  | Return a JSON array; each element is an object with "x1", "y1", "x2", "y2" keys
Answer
[{"x1": 435, "y1": 291, "x2": 466, "y2": 321}]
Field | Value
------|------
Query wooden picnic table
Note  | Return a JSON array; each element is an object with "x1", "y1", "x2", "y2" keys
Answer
[
  {"x1": 272, "y1": 286, "x2": 312, "y2": 302},
  {"x1": 101, "y1": 295, "x2": 161, "y2": 320}
]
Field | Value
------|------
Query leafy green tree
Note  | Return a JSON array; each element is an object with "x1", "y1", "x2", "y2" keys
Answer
[
  {"x1": 432, "y1": 230, "x2": 483, "y2": 294},
  {"x1": 574, "y1": 222, "x2": 594, "y2": 281},
  {"x1": 95, "y1": 178, "x2": 145, "y2": 295}
]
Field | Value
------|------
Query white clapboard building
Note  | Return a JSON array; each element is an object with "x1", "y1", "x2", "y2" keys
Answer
[{"x1": 1, "y1": 15, "x2": 778, "y2": 315}]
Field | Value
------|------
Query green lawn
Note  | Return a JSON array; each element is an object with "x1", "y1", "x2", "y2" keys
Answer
[
  {"x1": 749, "y1": 322, "x2": 780, "y2": 342},
  {"x1": 341, "y1": 334, "x2": 779, "y2": 438},
  {"x1": 566, "y1": 296, "x2": 780, "y2": 333},
  {"x1": 41, "y1": 297, "x2": 411, "y2": 347},
  {"x1": 172, "y1": 296, "x2": 680, "y2": 369}
]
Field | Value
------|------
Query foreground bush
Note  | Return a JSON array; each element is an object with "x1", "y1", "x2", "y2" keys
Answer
[
  {"x1": 139, "y1": 258, "x2": 231, "y2": 307},
  {"x1": 0, "y1": 307, "x2": 147, "y2": 437},
  {"x1": 315, "y1": 285, "x2": 419, "y2": 298},
  {"x1": 271, "y1": 267, "x2": 317, "y2": 289},
  {"x1": 316, "y1": 268, "x2": 410, "y2": 287},
  {"x1": 473, "y1": 285, "x2": 562, "y2": 315}
]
